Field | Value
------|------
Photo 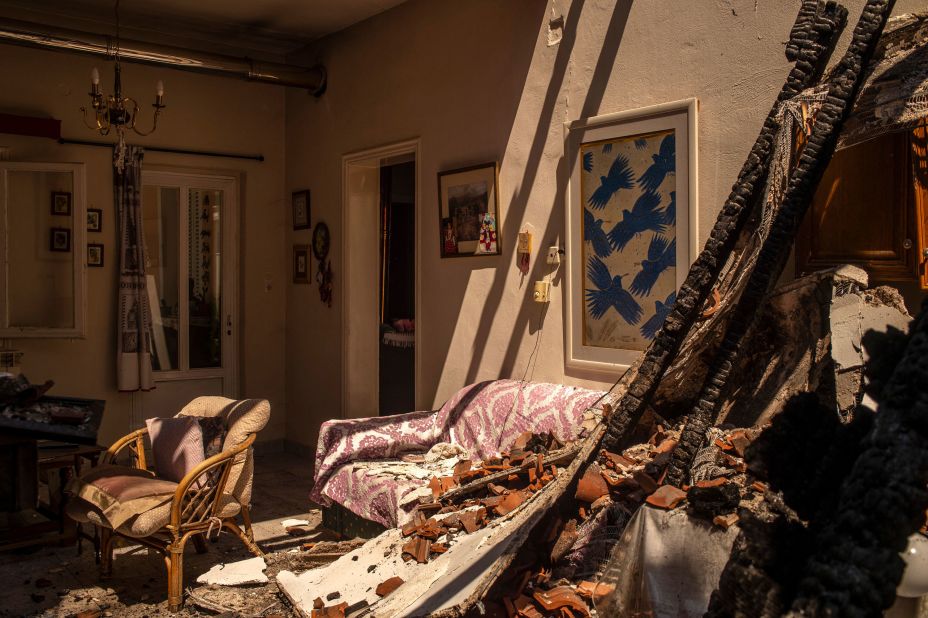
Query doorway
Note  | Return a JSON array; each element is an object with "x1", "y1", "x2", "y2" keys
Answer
[
  {"x1": 342, "y1": 140, "x2": 419, "y2": 420},
  {"x1": 134, "y1": 169, "x2": 239, "y2": 426},
  {"x1": 379, "y1": 160, "x2": 415, "y2": 414}
]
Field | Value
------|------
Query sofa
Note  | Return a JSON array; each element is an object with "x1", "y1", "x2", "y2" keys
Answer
[{"x1": 310, "y1": 379, "x2": 605, "y2": 528}]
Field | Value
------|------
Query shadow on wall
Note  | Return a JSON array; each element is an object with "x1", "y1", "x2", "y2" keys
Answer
[{"x1": 455, "y1": 0, "x2": 634, "y2": 387}]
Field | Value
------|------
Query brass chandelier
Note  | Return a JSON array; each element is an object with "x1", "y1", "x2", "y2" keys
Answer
[{"x1": 80, "y1": 0, "x2": 165, "y2": 167}]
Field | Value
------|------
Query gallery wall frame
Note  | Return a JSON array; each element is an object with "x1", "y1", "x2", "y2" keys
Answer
[
  {"x1": 87, "y1": 208, "x2": 102, "y2": 232},
  {"x1": 563, "y1": 98, "x2": 698, "y2": 374},
  {"x1": 293, "y1": 244, "x2": 310, "y2": 284},
  {"x1": 437, "y1": 162, "x2": 501, "y2": 258},
  {"x1": 292, "y1": 189, "x2": 311, "y2": 230}
]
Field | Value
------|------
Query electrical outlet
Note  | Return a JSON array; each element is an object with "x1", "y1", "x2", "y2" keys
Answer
[
  {"x1": 546, "y1": 246, "x2": 561, "y2": 265},
  {"x1": 533, "y1": 280, "x2": 550, "y2": 303}
]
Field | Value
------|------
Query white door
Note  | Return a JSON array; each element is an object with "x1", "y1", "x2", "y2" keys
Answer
[{"x1": 134, "y1": 170, "x2": 238, "y2": 425}]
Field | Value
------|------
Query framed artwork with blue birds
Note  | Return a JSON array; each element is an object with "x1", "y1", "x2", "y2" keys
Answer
[{"x1": 564, "y1": 99, "x2": 698, "y2": 373}]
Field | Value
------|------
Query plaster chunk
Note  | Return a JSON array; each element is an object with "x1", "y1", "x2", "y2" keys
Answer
[{"x1": 195, "y1": 556, "x2": 268, "y2": 586}]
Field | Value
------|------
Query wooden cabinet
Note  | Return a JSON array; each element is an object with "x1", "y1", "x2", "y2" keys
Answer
[{"x1": 796, "y1": 127, "x2": 927, "y2": 287}]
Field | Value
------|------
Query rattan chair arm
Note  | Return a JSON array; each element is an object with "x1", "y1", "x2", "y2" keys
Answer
[
  {"x1": 169, "y1": 433, "x2": 256, "y2": 528},
  {"x1": 105, "y1": 428, "x2": 149, "y2": 467}
]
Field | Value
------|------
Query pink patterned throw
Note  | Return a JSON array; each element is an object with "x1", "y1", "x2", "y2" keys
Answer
[{"x1": 310, "y1": 380, "x2": 605, "y2": 527}]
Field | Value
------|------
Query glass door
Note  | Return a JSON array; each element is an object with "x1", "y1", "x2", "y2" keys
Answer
[{"x1": 136, "y1": 171, "x2": 237, "y2": 424}]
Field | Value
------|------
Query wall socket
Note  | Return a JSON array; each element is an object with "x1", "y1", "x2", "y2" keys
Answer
[
  {"x1": 546, "y1": 246, "x2": 561, "y2": 265},
  {"x1": 533, "y1": 280, "x2": 550, "y2": 303}
]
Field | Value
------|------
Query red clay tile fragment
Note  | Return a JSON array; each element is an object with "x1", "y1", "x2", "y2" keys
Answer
[
  {"x1": 460, "y1": 510, "x2": 482, "y2": 534},
  {"x1": 576, "y1": 464, "x2": 609, "y2": 502},
  {"x1": 495, "y1": 490, "x2": 527, "y2": 516},
  {"x1": 645, "y1": 485, "x2": 688, "y2": 509},
  {"x1": 532, "y1": 586, "x2": 590, "y2": 616},
  {"x1": 514, "y1": 594, "x2": 544, "y2": 618},
  {"x1": 375, "y1": 576, "x2": 405, "y2": 597},
  {"x1": 713, "y1": 513, "x2": 739, "y2": 529},
  {"x1": 402, "y1": 536, "x2": 430, "y2": 564},
  {"x1": 714, "y1": 438, "x2": 733, "y2": 451},
  {"x1": 655, "y1": 438, "x2": 678, "y2": 454},
  {"x1": 632, "y1": 470, "x2": 660, "y2": 495},
  {"x1": 729, "y1": 433, "x2": 751, "y2": 458},
  {"x1": 311, "y1": 601, "x2": 348, "y2": 618},
  {"x1": 430, "y1": 542, "x2": 449, "y2": 554},
  {"x1": 453, "y1": 459, "x2": 473, "y2": 476},
  {"x1": 751, "y1": 481, "x2": 768, "y2": 493},
  {"x1": 576, "y1": 581, "x2": 616, "y2": 604},
  {"x1": 429, "y1": 476, "x2": 443, "y2": 499},
  {"x1": 313, "y1": 597, "x2": 325, "y2": 609}
]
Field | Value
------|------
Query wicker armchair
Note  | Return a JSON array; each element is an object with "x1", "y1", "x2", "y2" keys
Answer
[{"x1": 66, "y1": 397, "x2": 269, "y2": 611}]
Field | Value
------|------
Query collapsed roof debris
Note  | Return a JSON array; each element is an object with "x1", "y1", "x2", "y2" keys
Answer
[{"x1": 272, "y1": 2, "x2": 927, "y2": 616}]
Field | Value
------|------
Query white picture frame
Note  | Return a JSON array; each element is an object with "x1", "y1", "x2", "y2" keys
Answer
[{"x1": 563, "y1": 99, "x2": 698, "y2": 375}]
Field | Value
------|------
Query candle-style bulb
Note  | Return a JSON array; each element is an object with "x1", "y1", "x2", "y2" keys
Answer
[
  {"x1": 91, "y1": 67, "x2": 100, "y2": 85},
  {"x1": 156, "y1": 80, "x2": 164, "y2": 96}
]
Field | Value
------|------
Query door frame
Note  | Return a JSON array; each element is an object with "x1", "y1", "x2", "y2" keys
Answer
[
  {"x1": 140, "y1": 168, "x2": 240, "y2": 397},
  {"x1": 341, "y1": 138, "x2": 421, "y2": 419}
]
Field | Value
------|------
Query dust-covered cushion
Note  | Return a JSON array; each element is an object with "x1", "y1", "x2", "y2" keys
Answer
[
  {"x1": 65, "y1": 464, "x2": 177, "y2": 530},
  {"x1": 146, "y1": 416, "x2": 205, "y2": 483}
]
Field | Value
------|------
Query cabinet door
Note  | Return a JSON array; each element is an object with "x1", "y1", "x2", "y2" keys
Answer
[
  {"x1": 913, "y1": 124, "x2": 928, "y2": 289},
  {"x1": 796, "y1": 131, "x2": 916, "y2": 280}
]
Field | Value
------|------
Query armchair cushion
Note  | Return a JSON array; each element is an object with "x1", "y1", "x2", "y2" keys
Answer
[
  {"x1": 145, "y1": 416, "x2": 206, "y2": 483},
  {"x1": 67, "y1": 464, "x2": 177, "y2": 530}
]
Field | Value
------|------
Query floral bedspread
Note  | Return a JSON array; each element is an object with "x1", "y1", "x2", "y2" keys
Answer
[{"x1": 310, "y1": 379, "x2": 605, "y2": 527}]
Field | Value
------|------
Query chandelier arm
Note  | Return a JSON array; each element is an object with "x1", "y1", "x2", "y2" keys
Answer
[{"x1": 132, "y1": 107, "x2": 162, "y2": 137}]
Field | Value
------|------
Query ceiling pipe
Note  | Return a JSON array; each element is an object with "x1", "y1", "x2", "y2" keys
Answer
[{"x1": 0, "y1": 17, "x2": 326, "y2": 95}]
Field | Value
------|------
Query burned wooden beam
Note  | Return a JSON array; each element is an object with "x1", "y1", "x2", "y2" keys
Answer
[
  {"x1": 663, "y1": 0, "x2": 893, "y2": 487},
  {"x1": 600, "y1": 0, "x2": 848, "y2": 454}
]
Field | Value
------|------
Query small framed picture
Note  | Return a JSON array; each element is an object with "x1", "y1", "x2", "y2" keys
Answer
[
  {"x1": 51, "y1": 191, "x2": 72, "y2": 216},
  {"x1": 292, "y1": 190, "x2": 311, "y2": 230},
  {"x1": 437, "y1": 162, "x2": 500, "y2": 258},
  {"x1": 293, "y1": 244, "x2": 310, "y2": 284},
  {"x1": 87, "y1": 243, "x2": 104, "y2": 267},
  {"x1": 87, "y1": 208, "x2": 103, "y2": 232},
  {"x1": 50, "y1": 227, "x2": 71, "y2": 252}
]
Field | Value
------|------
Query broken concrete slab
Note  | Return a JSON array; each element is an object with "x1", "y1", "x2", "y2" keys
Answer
[{"x1": 195, "y1": 556, "x2": 268, "y2": 586}]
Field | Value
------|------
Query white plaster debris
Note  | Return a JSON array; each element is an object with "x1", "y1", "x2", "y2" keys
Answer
[
  {"x1": 196, "y1": 556, "x2": 268, "y2": 586},
  {"x1": 277, "y1": 488, "x2": 549, "y2": 617},
  {"x1": 280, "y1": 518, "x2": 311, "y2": 528}
]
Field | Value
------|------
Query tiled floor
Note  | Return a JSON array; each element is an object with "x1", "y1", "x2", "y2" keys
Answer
[{"x1": 0, "y1": 450, "x2": 320, "y2": 617}]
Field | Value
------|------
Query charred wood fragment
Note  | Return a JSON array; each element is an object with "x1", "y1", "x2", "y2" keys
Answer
[
  {"x1": 787, "y1": 302, "x2": 928, "y2": 615},
  {"x1": 664, "y1": 0, "x2": 891, "y2": 488},
  {"x1": 600, "y1": 0, "x2": 847, "y2": 454}
]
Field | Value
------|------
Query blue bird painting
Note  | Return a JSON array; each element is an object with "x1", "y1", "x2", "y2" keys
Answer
[
  {"x1": 585, "y1": 256, "x2": 642, "y2": 325},
  {"x1": 630, "y1": 234, "x2": 676, "y2": 297},
  {"x1": 602, "y1": 143, "x2": 613, "y2": 153},
  {"x1": 662, "y1": 190, "x2": 676, "y2": 225},
  {"x1": 634, "y1": 137, "x2": 648, "y2": 150},
  {"x1": 584, "y1": 208, "x2": 612, "y2": 258},
  {"x1": 640, "y1": 291, "x2": 676, "y2": 340},
  {"x1": 638, "y1": 133, "x2": 675, "y2": 193},
  {"x1": 582, "y1": 151, "x2": 594, "y2": 173},
  {"x1": 607, "y1": 190, "x2": 666, "y2": 252},
  {"x1": 587, "y1": 153, "x2": 634, "y2": 210}
]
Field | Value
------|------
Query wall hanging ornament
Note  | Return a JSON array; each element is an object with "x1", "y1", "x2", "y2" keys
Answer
[{"x1": 313, "y1": 221, "x2": 333, "y2": 307}]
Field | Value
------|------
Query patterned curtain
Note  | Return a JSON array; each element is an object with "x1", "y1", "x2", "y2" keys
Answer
[{"x1": 115, "y1": 145, "x2": 154, "y2": 391}]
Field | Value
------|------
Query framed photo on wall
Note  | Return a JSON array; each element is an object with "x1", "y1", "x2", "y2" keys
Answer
[
  {"x1": 50, "y1": 227, "x2": 71, "y2": 252},
  {"x1": 87, "y1": 208, "x2": 102, "y2": 232},
  {"x1": 437, "y1": 162, "x2": 500, "y2": 258},
  {"x1": 564, "y1": 99, "x2": 698, "y2": 373},
  {"x1": 293, "y1": 244, "x2": 310, "y2": 284},
  {"x1": 51, "y1": 191, "x2": 72, "y2": 216},
  {"x1": 292, "y1": 190, "x2": 311, "y2": 230},
  {"x1": 87, "y1": 243, "x2": 104, "y2": 267}
]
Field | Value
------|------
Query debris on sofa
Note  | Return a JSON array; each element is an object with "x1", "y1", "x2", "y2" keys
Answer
[{"x1": 195, "y1": 556, "x2": 269, "y2": 586}]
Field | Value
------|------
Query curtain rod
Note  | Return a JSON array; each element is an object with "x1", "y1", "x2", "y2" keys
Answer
[{"x1": 58, "y1": 138, "x2": 264, "y2": 162}]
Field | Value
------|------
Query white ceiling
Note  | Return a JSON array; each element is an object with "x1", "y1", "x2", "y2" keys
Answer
[{"x1": 0, "y1": 0, "x2": 409, "y2": 60}]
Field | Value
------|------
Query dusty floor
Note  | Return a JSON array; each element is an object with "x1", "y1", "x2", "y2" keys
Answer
[{"x1": 0, "y1": 451, "x2": 326, "y2": 617}]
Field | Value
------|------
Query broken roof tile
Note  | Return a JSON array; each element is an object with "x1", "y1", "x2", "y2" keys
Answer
[
  {"x1": 495, "y1": 490, "x2": 528, "y2": 516},
  {"x1": 532, "y1": 586, "x2": 590, "y2": 616},
  {"x1": 576, "y1": 580, "x2": 616, "y2": 604},
  {"x1": 632, "y1": 470, "x2": 660, "y2": 495},
  {"x1": 575, "y1": 464, "x2": 609, "y2": 502},
  {"x1": 645, "y1": 485, "x2": 688, "y2": 509},
  {"x1": 713, "y1": 512, "x2": 740, "y2": 529},
  {"x1": 375, "y1": 576, "x2": 405, "y2": 597}
]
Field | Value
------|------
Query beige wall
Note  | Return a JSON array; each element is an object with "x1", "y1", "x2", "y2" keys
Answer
[
  {"x1": 283, "y1": 0, "x2": 923, "y2": 451},
  {"x1": 0, "y1": 43, "x2": 288, "y2": 445}
]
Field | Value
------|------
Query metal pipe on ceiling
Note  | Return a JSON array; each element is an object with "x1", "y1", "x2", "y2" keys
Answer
[{"x1": 0, "y1": 17, "x2": 326, "y2": 95}]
